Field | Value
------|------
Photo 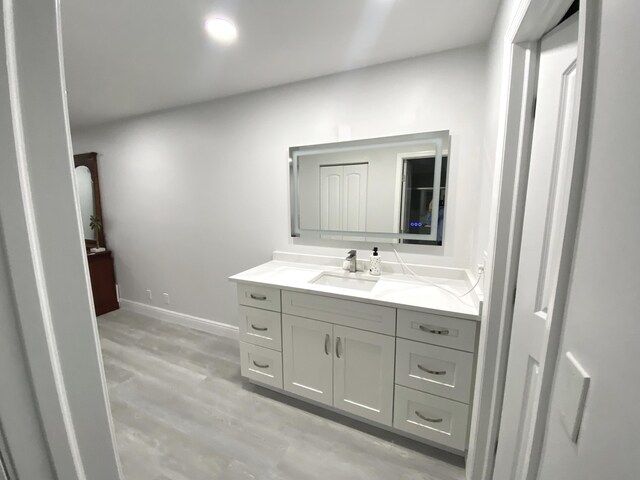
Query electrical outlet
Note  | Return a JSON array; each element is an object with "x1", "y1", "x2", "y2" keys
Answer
[
  {"x1": 162, "y1": 293, "x2": 170, "y2": 305},
  {"x1": 477, "y1": 263, "x2": 485, "y2": 275},
  {"x1": 146, "y1": 289, "x2": 152, "y2": 301}
]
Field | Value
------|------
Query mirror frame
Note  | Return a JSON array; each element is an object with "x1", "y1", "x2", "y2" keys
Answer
[
  {"x1": 74, "y1": 152, "x2": 106, "y2": 249},
  {"x1": 289, "y1": 130, "x2": 450, "y2": 245}
]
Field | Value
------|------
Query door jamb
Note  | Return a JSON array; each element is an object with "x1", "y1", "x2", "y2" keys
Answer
[{"x1": 466, "y1": 0, "x2": 600, "y2": 478}]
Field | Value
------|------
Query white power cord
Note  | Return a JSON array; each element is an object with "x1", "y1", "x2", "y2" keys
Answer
[{"x1": 391, "y1": 247, "x2": 483, "y2": 306}]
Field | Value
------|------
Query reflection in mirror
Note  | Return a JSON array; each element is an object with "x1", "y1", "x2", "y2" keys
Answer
[
  {"x1": 290, "y1": 131, "x2": 450, "y2": 245},
  {"x1": 74, "y1": 165, "x2": 95, "y2": 240}
]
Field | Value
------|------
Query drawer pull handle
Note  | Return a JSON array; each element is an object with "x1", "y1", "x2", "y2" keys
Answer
[
  {"x1": 336, "y1": 337, "x2": 342, "y2": 359},
  {"x1": 252, "y1": 360, "x2": 269, "y2": 369},
  {"x1": 415, "y1": 411, "x2": 443, "y2": 423},
  {"x1": 251, "y1": 324, "x2": 268, "y2": 332},
  {"x1": 418, "y1": 365, "x2": 447, "y2": 376},
  {"x1": 250, "y1": 293, "x2": 267, "y2": 301},
  {"x1": 324, "y1": 334, "x2": 331, "y2": 355},
  {"x1": 419, "y1": 325, "x2": 450, "y2": 335}
]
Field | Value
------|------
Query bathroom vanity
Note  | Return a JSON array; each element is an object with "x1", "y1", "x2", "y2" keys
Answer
[{"x1": 230, "y1": 252, "x2": 481, "y2": 454}]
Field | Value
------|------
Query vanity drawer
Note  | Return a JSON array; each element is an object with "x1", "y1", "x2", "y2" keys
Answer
[
  {"x1": 238, "y1": 306, "x2": 282, "y2": 351},
  {"x1": 239, "y1": 342, "x2": 283, "y2": 389},
  {"x1": 393, "y1": 385, "x2": 469, "y2": 451},
  {"x1": 237, "y1": 283, "x2": 281, "y2": 312},
  {"x1": 395, "y1": 339, "x2": 474, "y2": 403},
  {"x1": 397, "y1": 310, "x2": 477, "y2": 352},
  {"x1": 282, "y1": 290, "x2": 396, "y2": 335}
]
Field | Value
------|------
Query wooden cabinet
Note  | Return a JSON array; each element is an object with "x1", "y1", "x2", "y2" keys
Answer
[{"x1": 87, "y1": 251, "x2": 118, "y2": 316}]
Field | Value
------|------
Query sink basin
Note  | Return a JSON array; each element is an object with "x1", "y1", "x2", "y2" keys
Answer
[{"x1": 310, "y1": 272, "x2": 379, "y2": 292}]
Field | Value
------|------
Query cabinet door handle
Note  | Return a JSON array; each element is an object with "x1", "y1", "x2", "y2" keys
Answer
[
  {"x1": 252, "y1": 360, "x2": 269, "y2": 369},
  {"x1": 419, "y1": 325, "x2": 450, "y2": 335},
  {"x1": 251, "y1": 324, "x2": 268, "y2": 332},
  {"x1": 418, "y1": 364, "x2": 447, "y2": 375},
  {"x1": 249, "y1": 293, "x2": 267, "y2": 301},
  {"x1": 336, "y1": 337, "x2": 342, "y2": 359},
  {"x1": 324, "y1": 334, "x2": 330, "y2": 355},
  {"x1": 415, "y1": 411, "x2": 443, "y2": 423}
]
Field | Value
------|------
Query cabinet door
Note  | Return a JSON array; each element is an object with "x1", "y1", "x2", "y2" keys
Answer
[
  {"x1": 333, "y1": 325, "x2": 395, "y2": 426},
  {"x1": 282, "y1": 314, "x2": 333, "y2": 406}
]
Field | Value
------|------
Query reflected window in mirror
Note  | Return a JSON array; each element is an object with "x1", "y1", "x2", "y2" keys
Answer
[{"x1": 400, "y1": 155, "x2": 447, "y2": 245}]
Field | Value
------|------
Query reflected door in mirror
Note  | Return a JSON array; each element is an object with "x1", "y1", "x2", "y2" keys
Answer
[{"x1": 320, "y1": 163, "x2": 368, "y2": 240}]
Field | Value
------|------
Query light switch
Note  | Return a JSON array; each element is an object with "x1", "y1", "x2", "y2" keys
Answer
[{"x1": 559, "y1": 352, "x2": 590, "y2": 442}]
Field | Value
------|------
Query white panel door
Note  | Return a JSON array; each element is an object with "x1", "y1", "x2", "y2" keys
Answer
[
  {"x1": 333, "y1": 325, "x2": 395, "y2": 426},
  {"x1": 282, "y1": 314, "x2": 333, "y2": 406},
  {"x1": 320, "y1": 165, "x2": 342, "y2": 232},
  {"x1": 494, "y1": 16, "x2": 579, "y2": 480},
  {"x1": 342, "y1": 164, "x2": 368, "y2": 233},
  {"x1": 320, "y1": 163, "x2": 367, "y2": 240}
]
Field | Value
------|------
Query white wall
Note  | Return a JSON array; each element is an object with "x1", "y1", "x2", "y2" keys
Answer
[
  {"x1": 536, "y1": 1, "x2": 640, "y2": 478},
  {"x1": 72, "y1": 45, "x2": 487, "y2": 327}
]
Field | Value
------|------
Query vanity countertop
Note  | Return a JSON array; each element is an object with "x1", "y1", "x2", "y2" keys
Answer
[{"x1": 229, "y1": 256, "x2": 482, "y2": 321}]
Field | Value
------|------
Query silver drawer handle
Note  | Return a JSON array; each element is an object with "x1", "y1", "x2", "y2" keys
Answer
[
  {"x1": 252, "y1": 360, "x2": 269, "y2": 369},
  {"x1": 415, "y1": 411, "x2": 443, "y2": 423},
  {"x1": 336, "y1": 337, "x2": 342, "y2": 359},
  {"x1": 249, "y1": 293, "x2": 267, "y2": 301},
  {"x1": 324, "y1": 334, "x2": 330, "y2": 355},
  {"x1": 251, "y1": 324, "x2": 268, "y2": 332},
  {"x1": 419, "y1": 325, "x2": 450, "y2": 335},
  {"x1": 418, "y1": 364, "x2": 447, "y2": 375}
]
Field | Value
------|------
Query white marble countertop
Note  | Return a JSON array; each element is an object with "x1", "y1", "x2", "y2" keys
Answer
[{"x1": 229, "y1": 253, "x2": 482, "y2": 321}]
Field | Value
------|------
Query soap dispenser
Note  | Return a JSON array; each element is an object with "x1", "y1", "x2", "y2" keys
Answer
[{"x1": 369, "y1": 247, "x2": 381, "y2": 276}]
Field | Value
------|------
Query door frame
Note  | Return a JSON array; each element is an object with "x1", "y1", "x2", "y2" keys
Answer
[
  {"x1": 467, "y1": 0, "x2": 600, "y2": 478},
  {"x1": 0, "y1": 0, "x2": 122, "y2": 478}
]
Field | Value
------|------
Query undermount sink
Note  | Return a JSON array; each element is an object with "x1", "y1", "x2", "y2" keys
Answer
[{"x1": 310, "y1": 272, "x2": 379, "y2": 292}]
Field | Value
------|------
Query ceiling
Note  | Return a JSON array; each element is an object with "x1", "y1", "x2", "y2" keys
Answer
[{"x1": 61, "y1": 0, "x2": 500, "y2": 129}]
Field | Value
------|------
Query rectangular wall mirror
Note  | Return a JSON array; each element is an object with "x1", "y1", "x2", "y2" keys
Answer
[{"x1": 290, "y1": 130, "x2": 450, "y2": 245}]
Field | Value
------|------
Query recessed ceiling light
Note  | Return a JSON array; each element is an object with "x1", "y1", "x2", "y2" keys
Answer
[{"x1": 205, "y1": 17, "x2": 238, "y2": 44}]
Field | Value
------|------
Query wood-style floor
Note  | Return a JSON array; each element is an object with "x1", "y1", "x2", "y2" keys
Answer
[{"x1": 98, "y1": 309, "x2": 466, "y2": 480}]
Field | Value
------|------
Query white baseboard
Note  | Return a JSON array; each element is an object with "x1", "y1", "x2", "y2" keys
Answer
[{"x1": 119, "y1": 299, "x2": 238, "y2": 340}]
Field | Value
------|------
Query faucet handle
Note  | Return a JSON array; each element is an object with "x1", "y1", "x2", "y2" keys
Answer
[{"x1": 347, "y1": 250, "x2": 356, "y2": 257}]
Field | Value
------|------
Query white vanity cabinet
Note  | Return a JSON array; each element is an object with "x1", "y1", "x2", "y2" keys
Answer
[
  {"x1": 281, "y1": 290, "x2": 396, "y2": 426},
  {"x1": 281, "y1": 314, "x2": 333, "y2": 406},
  {"x1": 393, "y1": 309, "x2": 477, "y2": 451},
  {"x1": 332, "y1": 324, "x2": 395, "y2": 425},
  {"x1": 235, "y1": 281, "x2": 479, "y2": 454},
  {"x1": 282, "y1": 314, "x2": 395, "y2": 425}
]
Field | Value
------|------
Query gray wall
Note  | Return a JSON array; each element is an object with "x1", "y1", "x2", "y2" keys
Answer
[{"x1": 72, "y1": 45, "x2": 487, "y2": 328}]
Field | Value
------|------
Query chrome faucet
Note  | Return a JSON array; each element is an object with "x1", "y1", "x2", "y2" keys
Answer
[{"x1": 346, "y1": 250, "x2": 357, "y2": 272}]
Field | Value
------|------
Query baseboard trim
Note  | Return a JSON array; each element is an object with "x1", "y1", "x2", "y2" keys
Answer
[{"x1": 119, "y1": 299, "x2": 238, "y2": 340}]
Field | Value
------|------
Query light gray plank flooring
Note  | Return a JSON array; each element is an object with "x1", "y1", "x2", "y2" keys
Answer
[{"x1": 98, "y1": 309, "x2": 466, "y2": 480}]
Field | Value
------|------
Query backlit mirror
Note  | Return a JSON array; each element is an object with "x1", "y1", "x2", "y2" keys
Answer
[{"x1": 290, "y1": 131, "x2": 450, "y2": 245}]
